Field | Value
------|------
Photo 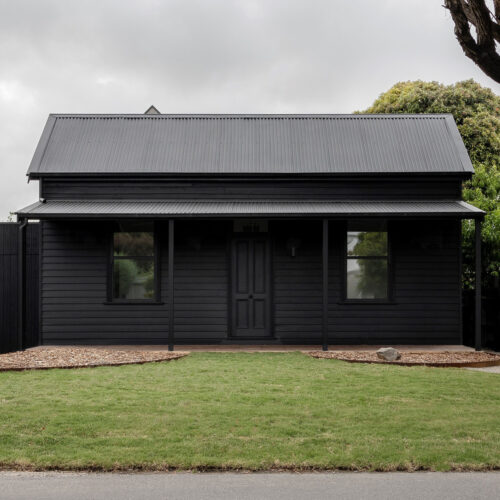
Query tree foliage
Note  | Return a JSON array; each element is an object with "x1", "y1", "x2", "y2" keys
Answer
[
  {"x1": 351, "y1": 231, "x2": 388, "y2": 298},
  {"x1": 360, "y1": 79, "x2": 500, "y2": 287},
  {"x1": 113, "y1": 257, "x2": 138, "y2": 299},
  {"x1": 351, "y1": 231, "x2": 387, "y2": 257}
]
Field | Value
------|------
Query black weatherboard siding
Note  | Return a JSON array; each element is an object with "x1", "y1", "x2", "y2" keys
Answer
[
  {"x1": 174, "y1": 221, "x2": 229, "y2": 343},
  {"x1": 42, "y1": 221, "x2": 169, "y2": 344},
  {"x1": 41, "y1": 221, "x2": 230, "y2": 345},
  {"x1": 328, "y1": 220, "x2": 461, "y2": 344},
  {"x1": 40, "y1": 177, "x2": 463, "y2": 201},
  {"x1": 40, "y1": 220, "x2": 461, "y2": 345}
]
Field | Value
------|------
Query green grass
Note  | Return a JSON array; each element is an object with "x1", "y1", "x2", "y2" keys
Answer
[{"x1": 0, "y1": 352, "x2": 499, "y2": 471}]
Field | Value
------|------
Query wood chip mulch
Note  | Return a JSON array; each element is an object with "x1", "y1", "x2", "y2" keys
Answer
[
  {"x1": 0, "y1": 348, "x2": 188, "y2": 372},
  {"x1": 308, "y1": 351, "x2": 500, "y2": 368}
]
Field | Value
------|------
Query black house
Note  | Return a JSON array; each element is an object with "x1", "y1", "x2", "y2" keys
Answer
[{"x1": 16, "y1": 113, "x2": 485, "y2": 350}]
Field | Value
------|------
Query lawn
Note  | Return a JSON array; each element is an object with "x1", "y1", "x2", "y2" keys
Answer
[{"x1": 0, "y1": 352, "x2": 499, "y2": 471}]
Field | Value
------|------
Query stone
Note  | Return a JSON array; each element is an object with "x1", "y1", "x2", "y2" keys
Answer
[{"x1": 376, "y1": 347, "x2": 401, "y2": 361}]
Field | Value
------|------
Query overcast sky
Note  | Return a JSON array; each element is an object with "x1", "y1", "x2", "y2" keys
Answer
[{"x1": 1, "y1": 0, "x2": 499, "y2": 219}]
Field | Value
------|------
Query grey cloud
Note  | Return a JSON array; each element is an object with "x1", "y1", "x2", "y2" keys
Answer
[{"x1": 0, "y1": 0, "x2": 498, "y2": 218}]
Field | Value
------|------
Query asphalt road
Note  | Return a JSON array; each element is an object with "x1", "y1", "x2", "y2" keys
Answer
[{"x1": 1, "y1": 472, "x2": 499, "y2": 500}]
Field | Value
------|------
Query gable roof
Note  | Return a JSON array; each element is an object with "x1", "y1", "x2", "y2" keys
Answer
[
  {"x1": 144, "y1": 105, "x2": 161, "y2": 115},
  {"x1": 27, "y1": 114, "x2": 474, "y2": 177}
]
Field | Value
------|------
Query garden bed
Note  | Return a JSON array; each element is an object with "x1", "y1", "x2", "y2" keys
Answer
[
  {"x1": 308, "y1": 350, "x2": 500, "y2": 367},
  {"x1": 0, "y1": 348, "x2": 187, "y2": 371}
]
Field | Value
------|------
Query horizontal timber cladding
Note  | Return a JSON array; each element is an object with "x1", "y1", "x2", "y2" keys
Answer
[
  {"x1": 41, "y1": 176, "x2": 462, "y2": 201},
  {"x1": 173, "y1": 221, "x2": 230, "y2": 342},
  {"x1": 41, "y1": 221, "x2": 169, "y2": 344},
  {"x1": 272, "y1": 219, "x2": 461, "y2": 344},
  {"x1": 272, "y1": 221, "x2": 323, "y2": 342},
  {"x1": 327, "y1": 220, "x2": 461, "y2": 344},
  {"x1": 41, "y1": 220, "x2": 230, "y2": 344},
  {"x1": 40, "y1": 219, "x2": 461, "y2": 345}
]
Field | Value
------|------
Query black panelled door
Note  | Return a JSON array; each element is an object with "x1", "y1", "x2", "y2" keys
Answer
[{"x1": 231, "y1": 236, "x2": 271, "y2": 338}]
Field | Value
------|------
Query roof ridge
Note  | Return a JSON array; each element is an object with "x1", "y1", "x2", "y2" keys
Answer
[{"x1": 49, "y1": 113, "x2": 453, "y2": 119}]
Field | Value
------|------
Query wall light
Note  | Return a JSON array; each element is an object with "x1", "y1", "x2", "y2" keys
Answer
[{"x1": 286, "y1": 237, "x2": 302, "y2": 258}]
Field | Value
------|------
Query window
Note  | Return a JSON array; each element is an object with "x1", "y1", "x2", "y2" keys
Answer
[
  {"x1": 111, "y1": 223, "x2": 157, "y2": 301},
  {"x1": 346, "y1": 222, "x2": 388, "y2": 300}
]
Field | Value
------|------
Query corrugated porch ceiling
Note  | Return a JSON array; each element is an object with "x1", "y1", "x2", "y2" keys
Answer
[{"x1": 16, "y1": 200, "x2": 484, "y2": 219}]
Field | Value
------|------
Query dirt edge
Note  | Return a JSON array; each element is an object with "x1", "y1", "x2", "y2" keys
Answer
[
  {"x1": 307, "y1": 352, "x2": 500, "y2": 368},
  {"x1": 0, "y1": 353, "x2": 188, "y2": 372},
  {"x1": 0, "y1": 463, "x2": 499, "y2": 473}
]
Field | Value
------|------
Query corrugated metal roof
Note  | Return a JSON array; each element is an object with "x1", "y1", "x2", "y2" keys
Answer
[
  {"x1": 16, "y1": 200, "x2": 484, "y2": 218},
  {"x1": 27, "y1": 114, "x2": 473, "y2": 176}
]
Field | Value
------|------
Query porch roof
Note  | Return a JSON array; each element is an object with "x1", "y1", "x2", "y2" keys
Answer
[{"x1": 16, "y1": 200, "x2": 484, "y2": 219}]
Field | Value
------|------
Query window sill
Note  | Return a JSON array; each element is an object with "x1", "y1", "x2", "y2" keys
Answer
[
  {"x1": 337, "y1": 300, "x2": 397, "y2": 305},
  {"x1": 103, "y1": 301, "x2": 165, "y2": 306}
]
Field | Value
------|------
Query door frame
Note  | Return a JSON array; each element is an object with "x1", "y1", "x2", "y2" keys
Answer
[{"x1": 228, "y1": 233, "x2": 273, "y2": 339}]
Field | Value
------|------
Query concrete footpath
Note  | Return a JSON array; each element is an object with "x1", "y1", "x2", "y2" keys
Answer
[{"x1": 0, "y1": 471, "x2": 499, "y2": 500}]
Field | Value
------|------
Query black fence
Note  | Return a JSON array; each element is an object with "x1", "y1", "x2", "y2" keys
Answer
[{"x1": 0, "y1": 222, "x2": 39, "y2": 354}]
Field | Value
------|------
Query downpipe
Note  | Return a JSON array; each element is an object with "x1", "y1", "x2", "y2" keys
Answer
[{"x1": 18, "y1": 218, "x2": 28, "y2": 351}]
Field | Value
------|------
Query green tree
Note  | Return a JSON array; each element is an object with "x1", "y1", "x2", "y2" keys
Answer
[
  {"x1": 359, "y1": 80, "x2": 500, "y2": 287},
  {"x1": 113, "y1": 257, "x2": 138, "y2": 299},
  {"x1": 143, "y1": 266, "x2": 156, "y2": 299},
  {"x1": 351, "y1": 231, "x2": 388, "y2": 298}
]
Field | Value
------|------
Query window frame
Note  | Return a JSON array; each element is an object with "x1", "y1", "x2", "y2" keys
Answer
[
  {"x1": 106, "y1": 222, "x2": 162, "y2": 304},
  {"x1": 341, "y1": 220, "x2": 394, "y2": 304}
]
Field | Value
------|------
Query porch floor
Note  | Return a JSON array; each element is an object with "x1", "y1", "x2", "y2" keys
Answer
[{"x1": 30, "y1": 344, "x2": 475, "y2": 353}]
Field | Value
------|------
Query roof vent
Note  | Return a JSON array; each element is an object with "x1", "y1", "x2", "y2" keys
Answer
[{"x1": 144, "y1": 105, "x2": 161, "y2": 115}]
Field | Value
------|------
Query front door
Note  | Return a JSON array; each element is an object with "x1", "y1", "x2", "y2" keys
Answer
[{"x1": 231, "y1": 236, "x2": 272, "y2": 338}]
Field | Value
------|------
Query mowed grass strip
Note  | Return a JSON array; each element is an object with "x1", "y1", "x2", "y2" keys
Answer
[{"x1": 0, "y1": 352, "x2": 498, "y2": 471}]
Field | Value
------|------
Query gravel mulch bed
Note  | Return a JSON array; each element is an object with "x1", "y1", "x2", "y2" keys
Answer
[
  {"x1": 308, "y1": 351, "x2": 500, "y2": 368},
  {"x1": 0, "y1": 348, "x2": 188, "y2": 372}
]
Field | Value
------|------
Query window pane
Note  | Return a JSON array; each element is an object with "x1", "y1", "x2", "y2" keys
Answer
[
  {"x1": 347, "y1": 259, "x2": 388, "y2": 299},
  {"x1": 113, "y1": 258, "x2": 155, "y2": 300},
  {"x1": 114, "y1": 232, "x2": 154, "y2": 256},
  {"x1": 347, "y1": 231, "x2": 387, "y2": 257}
]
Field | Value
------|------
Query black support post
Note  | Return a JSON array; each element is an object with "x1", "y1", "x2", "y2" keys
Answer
[
  {"x1": 322, "y1": 219, "x2": 329, "y2": 351},
  {"x1": 474, "y1": 218, "x2": 482, "y2": 351},
  {"x1": 18, "y1": 218, "x2": 28, "y2": 351},
  {"x1": 168, "y1": 219, "x2": 175, "y2": 351}
]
